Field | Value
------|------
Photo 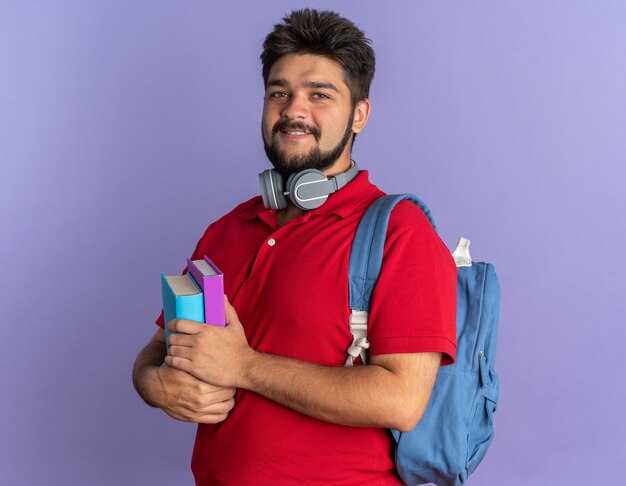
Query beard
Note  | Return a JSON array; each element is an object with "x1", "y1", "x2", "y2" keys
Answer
[{"x1": 262, "y1": 115, "x2": 354, "y2": 179}]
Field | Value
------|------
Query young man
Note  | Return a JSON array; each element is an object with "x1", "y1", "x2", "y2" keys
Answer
[{"x1": 133, "y1": 9, "x2": 456, "y2": 485}]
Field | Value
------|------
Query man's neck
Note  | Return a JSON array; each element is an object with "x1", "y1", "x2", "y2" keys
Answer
[
  {"x1": 276, "y1": 203, "x2": 305, "y2": 229},
  {"x1": 322, "y1": 154, "x2": 352, "y2": 178}
]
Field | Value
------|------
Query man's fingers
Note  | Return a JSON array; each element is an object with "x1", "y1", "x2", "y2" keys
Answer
[
  {"x1": 224, "y1": 296, "x2": 240, "y2": 327},
  {"x1": 168, "y1": 332, "x2": 195, "y2": 347},
  {"x1": 194, "y1": 384, "x2": 236, "y2": 401},
  {"x1": 164, "y1": 355, "x2": 192, "y2": 373},
  {"x1": 198, "y1": 397, "x2": 235, "y2": 415},
  {"x1": 164, "y1": 409, "x2": 228, "y2": 424},
  {"x1": 196, "y1": 413, "x2": 230, "y2": 424},
  {"x1": 158, "y1": 363, "x2": 236, "y2": 424},
  {"x1": 167, "y1": 318, "x2": 204, "y2": 334},
  {"x1": 168, "y1": 344, "x2": 194, "y2": 360}
]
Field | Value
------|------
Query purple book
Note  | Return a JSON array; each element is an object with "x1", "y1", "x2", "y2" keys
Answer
[{"x1": 186, "y1": 257, "x2": 225, "y2": 326}]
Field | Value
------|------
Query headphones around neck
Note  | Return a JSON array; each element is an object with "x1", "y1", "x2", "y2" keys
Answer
[{"x1": 258, "y1": 162, "x2": 359, "y2": 211}]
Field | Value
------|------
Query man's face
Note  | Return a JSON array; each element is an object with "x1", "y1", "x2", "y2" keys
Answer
[{"x1": 262, "y1": 54, "x2": 356, "y2": 177}]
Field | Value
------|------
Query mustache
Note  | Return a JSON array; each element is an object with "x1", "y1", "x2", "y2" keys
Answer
[{"x1": 272, "y1": 120, "x2": 321, "y2": 141}]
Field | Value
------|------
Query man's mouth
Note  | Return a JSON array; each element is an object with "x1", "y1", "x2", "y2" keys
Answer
[
  {"x1": 279, "y1": 128, "x2": 314, "y2": 142},
  {"x1": 273, "y1": 121, "x2": 320, "y2": 141},
  {"x1": 282, "y1": 129, "x2": 309, "y2": 136}
]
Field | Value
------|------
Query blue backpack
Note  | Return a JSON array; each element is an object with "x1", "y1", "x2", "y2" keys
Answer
[{"x1": 345, "y1": 194, "x2": 500, "y2": 486}]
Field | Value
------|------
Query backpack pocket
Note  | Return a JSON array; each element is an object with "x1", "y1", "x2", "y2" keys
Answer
[
  {"x1": 466, "y1": 354, "x2": 499, "y2": 475},
  {"x1": 393, "y1": 365, "x2": 480, "y2": 486}
]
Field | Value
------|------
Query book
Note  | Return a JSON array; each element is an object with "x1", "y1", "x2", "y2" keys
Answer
[
  {"x1": 161, "y1": 273, "x2": 205, "y2": 347},
  {"x1": 187, "y1": 257, "x2": 226, "y2": 326}
]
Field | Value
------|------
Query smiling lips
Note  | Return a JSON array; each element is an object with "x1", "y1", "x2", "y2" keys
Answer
[
  {"x1": 273, "y1": 120, "x2": 320, "y2": 142},
  {"x1": 281, "y1": 128, "x2": 312, "y2": 141}
]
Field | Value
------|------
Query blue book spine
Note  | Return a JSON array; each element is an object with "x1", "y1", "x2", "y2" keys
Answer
[{"x1": 161, "y1": 273, "x2": 205, "y2": 348}]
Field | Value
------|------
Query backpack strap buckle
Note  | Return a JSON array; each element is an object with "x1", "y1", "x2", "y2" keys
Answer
[
  {"x1": 345, "y1": 310, "x2": 370, "y2": 366},
  {"x1": 452, "y1": 237, "x2": 472, "y2": 267}
]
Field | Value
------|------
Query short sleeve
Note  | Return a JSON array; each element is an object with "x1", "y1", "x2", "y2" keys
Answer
[
  {"x1": 155, "y1": 310, "x2": 165, "y2": 328},
  {"x1": 367, "y1": 201, "x2": 457, "y2": 365}
]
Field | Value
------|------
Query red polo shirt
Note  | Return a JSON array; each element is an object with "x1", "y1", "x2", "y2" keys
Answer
[{"x1": 156, "y1": 170, "x2": 456, "y2": 485}]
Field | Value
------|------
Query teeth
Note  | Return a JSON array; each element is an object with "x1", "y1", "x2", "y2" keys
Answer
[{"x1": 288, "y1": 131, "x2": 306, "y2": 135}]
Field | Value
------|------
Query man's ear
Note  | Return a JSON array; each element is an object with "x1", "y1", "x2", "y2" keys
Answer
[{"x1": 352, "y1": 99, "x2": 371, "y2": 134}]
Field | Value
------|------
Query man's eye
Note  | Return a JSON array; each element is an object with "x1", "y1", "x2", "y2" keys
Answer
[
  {"x1": 270, "y1": 92, "x2": 288, "y2": 99},
  {"x1": 313, "y1": 93, "x2": 330, "y2": 99}
]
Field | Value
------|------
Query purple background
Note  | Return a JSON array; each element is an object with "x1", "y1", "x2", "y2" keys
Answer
[{"x1": 1, "y1": 1, "x2": 625, "y2": 485}]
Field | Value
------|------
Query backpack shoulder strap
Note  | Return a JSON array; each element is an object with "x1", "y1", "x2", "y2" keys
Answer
[{"x1": 345, "y1": 193, "x2": 436, "y2": 366}]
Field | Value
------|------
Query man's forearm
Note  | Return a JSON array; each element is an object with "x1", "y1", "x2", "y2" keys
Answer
[
  {"x1": 165, "y1": 305, "x2": 440, "y2": 431},
  {"x1": 238, "y1": 350, "x2": 439, "y2": 432},
  {"x1": 132, "y1": 332, "x2": 167, "y2": 407}
]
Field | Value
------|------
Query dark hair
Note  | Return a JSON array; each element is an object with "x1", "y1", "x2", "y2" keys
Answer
[{"x1": 261, "y1": 9, "x2": 376, "y2": 106}]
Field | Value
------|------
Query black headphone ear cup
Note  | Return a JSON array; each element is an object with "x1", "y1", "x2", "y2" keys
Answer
[{"x1": 259, "y1": 170, "x2": 288, "y2": 210}]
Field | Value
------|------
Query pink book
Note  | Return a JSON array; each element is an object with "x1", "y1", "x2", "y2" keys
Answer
[{"x1": 186, "y1": 257, "x2": 225, "y2": 326}]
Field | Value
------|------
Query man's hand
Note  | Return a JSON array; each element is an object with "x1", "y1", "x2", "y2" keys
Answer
[
  {"x1": 132, "y1": 328, "x2": 236, "y2": 424},
  {"x1": 154, "y1": 363, "x2": 236, "y2": 424},
  {"x1": 164, "y1": 296, "x2": 440, "y2": 431},
  {"x1": 165, "y1": 296, "x2": 253, "y2": 388}
]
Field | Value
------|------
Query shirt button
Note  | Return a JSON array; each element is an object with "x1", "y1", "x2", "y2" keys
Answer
[{"x1": 268, "y1": 238, "x2": 276, "y2": 247}]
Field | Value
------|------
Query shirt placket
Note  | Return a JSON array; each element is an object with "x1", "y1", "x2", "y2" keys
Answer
[{"x1": 236, "y1": 212, "x2": 311, "y2": 302}]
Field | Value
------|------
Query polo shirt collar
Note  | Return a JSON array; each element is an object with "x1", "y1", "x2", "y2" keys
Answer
[
  {"x1": 308, "y1": 169, "x2": 378, "y2": 218},
  {"x1": 238, "y1": 170, "x2": 379, "y2": 223}
]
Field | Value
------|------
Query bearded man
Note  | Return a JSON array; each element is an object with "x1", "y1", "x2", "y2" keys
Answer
[{"x1": 133, "y1": 9, "x2": 456, "y2": 485}]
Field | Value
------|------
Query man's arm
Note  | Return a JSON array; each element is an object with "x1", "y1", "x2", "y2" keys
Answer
[
  {"x1": 165, "y1": 298, "x2": 440, "y2": 432},
  {"x1": 132, "y1": 328, "x2": 236, "y2": 424}
]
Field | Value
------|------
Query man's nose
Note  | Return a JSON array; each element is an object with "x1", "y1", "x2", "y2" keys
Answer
[{"x1": 281, "y1": 94, "x2": 309, "y2": 120}]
